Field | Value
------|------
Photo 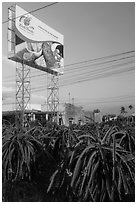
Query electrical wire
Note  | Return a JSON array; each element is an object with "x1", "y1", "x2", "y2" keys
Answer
[
  {"x1": 2, "y1": 2, "x2": 59, "y2": 24},
  {"x1": 60, "y1": 66, "x2": 134, "y2": 87},
  {"x1": 28, "y1": 50, "x2": 135, "y2": 78},
  {"x1": 3, "y1": 50, "x2": 135, "y2": 81},
  {"x1": 4, "y1": 64, "x2": 134, "y2": 95},
  {"x1": 3, "y1": 63, "x2": 135, "y2": 95},
  {"x1": 60, "y1": 60, "x2": 134, "y2": 81},
  {"x1": 2, "y1": 4, "x2": 135, "y2": 110},
  {"x1": 2, "y1": 94, "x2": 135, "y2": 106},
  {"x1": 28, "y1": 54, "x2": 135, "y2": 79},
  {"x1": 2, "y1": 51, "x2": 135, "y2": 104},
  {"x1": 23, "y1": 64, "x2": 134, "y2": 92}
]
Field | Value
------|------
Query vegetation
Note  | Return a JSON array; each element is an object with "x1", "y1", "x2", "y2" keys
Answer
[{"x1": 2, "y1": 116, "x2": 135, "y2": 202}]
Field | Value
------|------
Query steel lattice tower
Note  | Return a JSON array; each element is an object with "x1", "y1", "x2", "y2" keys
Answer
[
  {"x1": 47, "y1": 73, "x2": 59, "y2": 122},
  {"x1": 15, "y1": 62, "x2": 31, "y2": 126},
  {"x1": 8, "y1": 5, "x2": 31, "y2": 126},
  {"x1": 8, "y1": 4, "x2": 61, "y2": 126}
]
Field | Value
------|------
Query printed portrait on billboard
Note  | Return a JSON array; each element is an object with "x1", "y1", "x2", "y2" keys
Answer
[{"x1": 8, "y1": 5, "x2": 64, "y2": 74}]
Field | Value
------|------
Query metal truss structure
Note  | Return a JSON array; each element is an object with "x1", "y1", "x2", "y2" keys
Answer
[
  {"x1": 47, "y1": 73, "x2": 59, "y2": 122},
  {"x1": 7, "y1": 4, "x2": 60, "y2": 126},
  {"x1": 8, "y1": 5, "x2": 31, "y2": 126},
  {"x1": 15, "y1": 62, "x2": 31, "y2": 126}
]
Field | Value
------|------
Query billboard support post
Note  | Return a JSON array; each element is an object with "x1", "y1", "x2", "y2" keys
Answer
[
  {"x1": 15, "y1": 62, "x2": 31, "y2": 126},
  {"x1": 47, "y1": 73, "x2": 59, "y2": 123},
  {"x1": 7, "y1": 4, "x2": 64, "y2": 126}
]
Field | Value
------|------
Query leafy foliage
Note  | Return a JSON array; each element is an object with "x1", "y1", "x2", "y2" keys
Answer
[
  {"x1": 2, "y1": 126, "x2": 43, "y2": 181},
  {"x1": 2, "y1": 119, "x2": 135, "y2": 202},
  {"x1": 47, "y1": 123, "x2": 135, "y2": 202}
]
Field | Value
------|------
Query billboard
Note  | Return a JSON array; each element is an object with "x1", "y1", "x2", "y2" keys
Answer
[{"x1": 8, "y1": 5, "x2": 64, "y2": 75}]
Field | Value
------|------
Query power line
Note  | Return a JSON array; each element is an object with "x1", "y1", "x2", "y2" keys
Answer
[
  {"x1": 32, "y1": 65, "x2": 134, "y2": 91},
  {"x1": 2, "y1": 94, "x2": 135, "y2": 106},
  {"x1": 29, "y1": 54, "x2": 135, "y2": 79},
  {"x1": 2, "y1": 64, "x2": 134, "y2": 95},
  {"x1": 60, "y1": 60, "x2": 134, "y2": 80},
  {"x1": 3, "y1": 50, "x2": 134, "y2": 81},
  {"x1": 64, "y1": 56, "x2": 134, "y2": 73},
  {"x1": 2, "y1": 2, "x2": 59, "y2": 24},
  {"x1": 31, "y1": 59, "x2": 135, "y2": 88},
  {"x1": 3, "y1": 50, "x2": 135, "y2": 81},
  {"x1": 20, "y1": 50, "x2": 135, "y2": 77},
  {"x1": 60, "y1": 66, "x2": 134, "y2": 87},
  {"x1": 63, "y1": 51, "x2": 135, "y2": 71},
  {"x1": 20, "y1": 65, "x2": 135, "y2": 93},
  {"x1": 2, "y1": 51, "x2": 135, "y2": 100},
  {"x1": 29, "y1": 60, "x2": 134, "y2": 91}
]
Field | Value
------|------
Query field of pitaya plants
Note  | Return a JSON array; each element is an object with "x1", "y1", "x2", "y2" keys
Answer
[{"x1": 2, "y1": 119, "x2": 135, "y2": 202}]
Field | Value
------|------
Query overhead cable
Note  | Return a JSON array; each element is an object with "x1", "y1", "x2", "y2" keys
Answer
[
  {"x1": 2, "y1": 2, "x2": 58, "y2": 24},
  {"x1": 3, "y1": 50, "x2": 135, "y2": 81}
]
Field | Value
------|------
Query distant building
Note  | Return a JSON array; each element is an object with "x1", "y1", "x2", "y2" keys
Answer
[
  {"x1": 64, "y1": 103, "x2": 94, "y2": 126},
  {"x1": 102, "y1": 114, "x2": 117, "y2": 122},
  {"x1": 64, "y1": 103, "x2": 83, "y2": 126},
  {"x1": 2, "y1": 110, "x2": 57, "y2": 125},
  {"x1": 94, "y1": 112, "x2": 102, "y2": 123}
]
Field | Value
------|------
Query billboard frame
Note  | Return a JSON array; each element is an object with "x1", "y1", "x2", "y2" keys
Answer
[
  {"x1": 8, "y1": 4, "x2": 64, "y2": 76},
  {"x1": 7, "y1": 4, "x2": 64, "y2": 126}
]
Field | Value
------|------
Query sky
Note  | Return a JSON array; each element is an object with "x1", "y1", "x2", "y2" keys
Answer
[{"x1": 2, "y1": 1, "x2": 135, "y2": 115}]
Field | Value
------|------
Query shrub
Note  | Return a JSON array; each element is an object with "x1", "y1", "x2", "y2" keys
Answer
[
  {"x1": 2, "y1": 126, "x2": 43, "y2": 182},
  {"x1": 47, "y1": 124, "x2": 135, "y2": 202}
]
